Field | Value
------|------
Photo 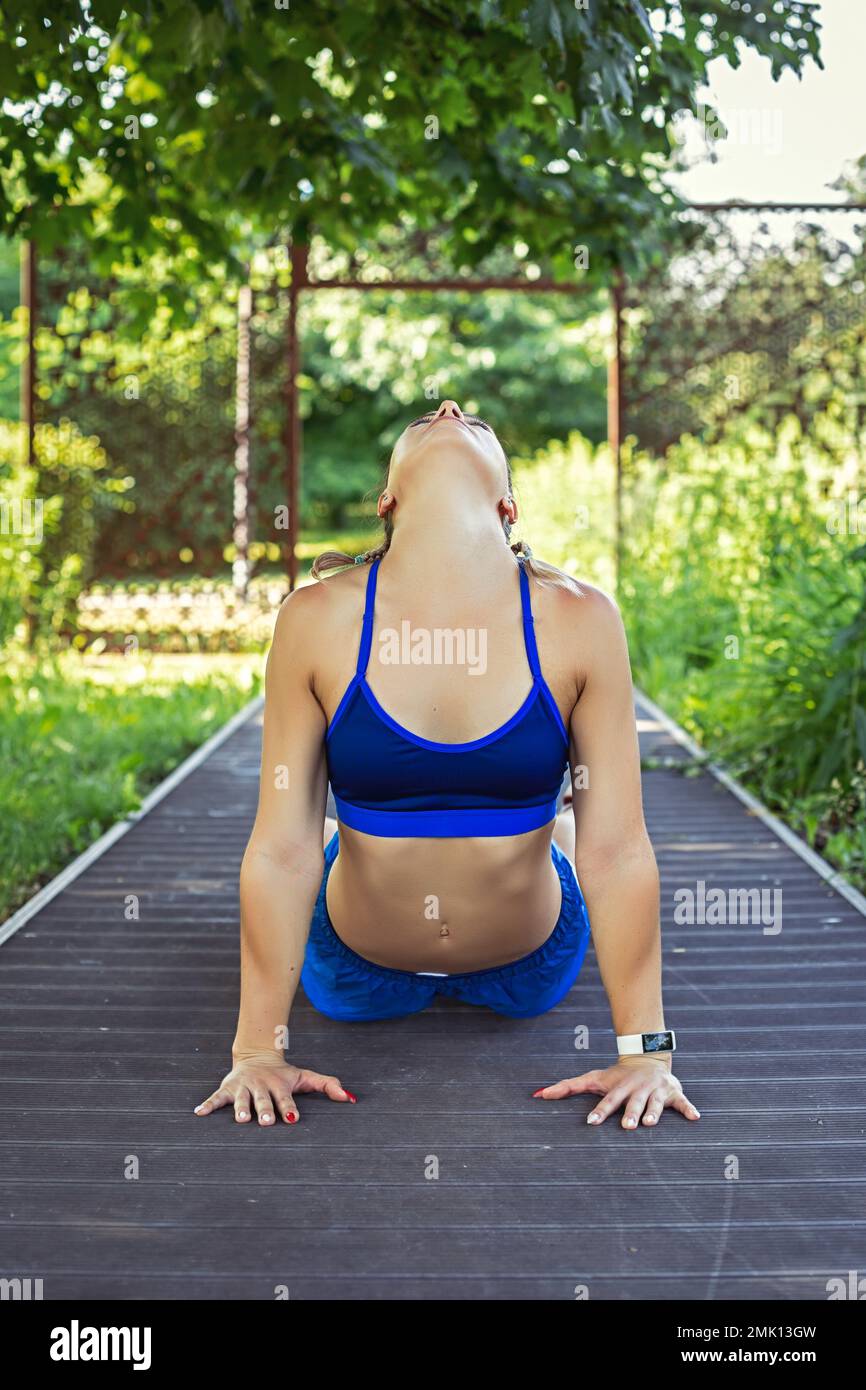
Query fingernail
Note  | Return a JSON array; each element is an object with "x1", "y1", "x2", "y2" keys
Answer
[
  {"x1": 532, "y1": 1088, "x2": 546, "y2": 1098},
  {"x1": 261, "y1": 1114, "x2": 273, "y2": 1124},
  {"x1": 287, "y1": 1113, "x2": 297, "y2": 1124},
  {"x1": 237, "y1": 1110, "x2": 248, "y2": 1120},
  {"x1": 587, "y1": 1113, "x2": 601, "y2": 1125},
  {"x1": 193, "y1": 1105, "x2": 203, "y2": 1113},
  {"x1": 624, "y1": 1117, "x2": 636, "y2": 1128},
  {"x1": 342, "y1": 1089, "x2": 357, "y2": 1103}
]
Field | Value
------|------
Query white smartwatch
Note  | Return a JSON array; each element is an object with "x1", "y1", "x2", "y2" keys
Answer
[{"x1": 616, "y1": 1030, "x2": 676, "y2": 1057}]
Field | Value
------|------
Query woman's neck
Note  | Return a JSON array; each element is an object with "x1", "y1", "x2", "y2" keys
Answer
[{"x1": 382, "y1": 505, "x2": 515, "y2": 591}]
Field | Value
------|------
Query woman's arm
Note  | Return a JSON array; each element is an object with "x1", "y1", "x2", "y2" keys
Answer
[
  {"x1": 196, "y1": 586, "x2": 355, "y2": 1126},
  {"x1": 234, "y1": 587, "x2": 329, "y2": 1055},
  {"x1": 570, "y1": 588, "x2": 665, "y2": 1048},
  {"x1": 536, "y1": 587, "x2": 699, "y2": 1129}
]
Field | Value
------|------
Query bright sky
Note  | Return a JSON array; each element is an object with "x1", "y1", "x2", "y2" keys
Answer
[{"x1": 670, "y1": 0, "x2": 866, "y2": 205}]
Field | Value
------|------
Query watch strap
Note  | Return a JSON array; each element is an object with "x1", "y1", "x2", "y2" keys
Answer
[{"x1": 617, "y1": 1030, "x2": 676, "y2": 1056}]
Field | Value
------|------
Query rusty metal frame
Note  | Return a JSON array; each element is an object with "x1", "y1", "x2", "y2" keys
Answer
[
  {"x1": 20, "y1": 239, "x2": 36, "y2": 468},
  {"x1": 21, "y1": 202, "x2": 866, "y2": 596},
  {"x1": 284, "y1": 204, "x2": 866, "y2": 591}
]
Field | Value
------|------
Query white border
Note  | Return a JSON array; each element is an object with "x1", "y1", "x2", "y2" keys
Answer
[
  {"x1": 636, "y1": 686, "x2": 866, "y2": 919},
  {"x1": 0, "y1": 695, "x2": 264, "y2": 948}
]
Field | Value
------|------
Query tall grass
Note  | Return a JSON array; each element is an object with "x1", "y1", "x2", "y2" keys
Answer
[
  {"x1": 0, "y1": 652, "x2": 261, "y2": 920},
  {"x1": 510, "y1": 422, "x2": 866, "y2": 885},
  {"x1": 618, "y1": 418, "x2": 866, "y2": 885}
]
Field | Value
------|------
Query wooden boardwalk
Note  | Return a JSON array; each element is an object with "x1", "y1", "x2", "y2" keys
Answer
[{"x1": 1, "y1": 699, "x2": 864, "y2": 1300}]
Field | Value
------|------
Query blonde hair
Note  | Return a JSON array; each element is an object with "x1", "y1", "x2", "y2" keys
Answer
[{"x1": 312, "y1": 460, "x2": 581, "y2": 593}]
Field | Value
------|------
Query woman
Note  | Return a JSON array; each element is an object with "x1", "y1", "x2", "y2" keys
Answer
[{"x1": 195, "y1": 400, "x2": 699, "y2": 1130}]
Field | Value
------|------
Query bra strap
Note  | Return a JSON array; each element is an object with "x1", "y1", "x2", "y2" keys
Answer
[
  {"x1": 517, "y1": 557, "x2": 542, "y2": 681},
  {"x1": 355, "y1": 556, "x2": 381, "y2": 676}
]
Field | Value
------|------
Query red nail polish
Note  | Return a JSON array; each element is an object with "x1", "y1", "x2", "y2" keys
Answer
[
  {"x1": 532, "y1": 1088, "x2": 546, "y2": 1097},
  {"x1": 286, "y1": 1113, "x2": 297, "y2": 1124},
  {"x1": 343, "y1": 1089, "x2": 357, "y2": 1103}
]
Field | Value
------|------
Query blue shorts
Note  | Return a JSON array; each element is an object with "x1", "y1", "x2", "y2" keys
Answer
[{"x1": 300, "y1": 832, "x2": 591, "y2": 1021}]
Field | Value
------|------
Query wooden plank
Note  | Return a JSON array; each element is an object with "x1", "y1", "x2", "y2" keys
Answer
[
  {"x1": 3, "y1": 1225, "x2": 863, "y2": 1277},
  {"x1": 0, "y1": 698, "x2": 863, "y2": 1301}
]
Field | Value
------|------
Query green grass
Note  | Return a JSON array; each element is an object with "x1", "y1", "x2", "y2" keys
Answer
[{"x1": 0, "y1": 651, "x2": 262, "y2": 921}]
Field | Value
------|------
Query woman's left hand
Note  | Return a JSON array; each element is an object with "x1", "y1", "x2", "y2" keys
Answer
[{"x1": 533, "y1": 1057, "x2": 700, "y2": 1128}]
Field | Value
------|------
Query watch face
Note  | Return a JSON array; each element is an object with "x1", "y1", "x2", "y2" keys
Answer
[{"x1": 643, "y1": 1031, "x2": 674, "y2": 1053}]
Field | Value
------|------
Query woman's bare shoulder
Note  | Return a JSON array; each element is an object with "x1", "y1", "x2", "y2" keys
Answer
[
  {"x1": 534, "y1": 570, "x2": 622, "y2": 635},
  {"x1": 269, "y1": 566, "x2": 368, "y2": 668},
  {"x1": 532, "y1": 571, "x2": 628, "y2": 703}
]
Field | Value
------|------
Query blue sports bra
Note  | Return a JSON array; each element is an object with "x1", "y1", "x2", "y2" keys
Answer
[{"x1": 325, "y1": 556, "x2": 570, "y2": 837}]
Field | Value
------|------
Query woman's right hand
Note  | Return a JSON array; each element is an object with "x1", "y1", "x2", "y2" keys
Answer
[{"x1": 194, "y1": 1053, "x2": 357, "y2": 1126}]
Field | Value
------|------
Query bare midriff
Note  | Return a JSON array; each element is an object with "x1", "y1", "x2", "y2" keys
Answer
[{"x1": 325, "y1": 822, "x2": 564, "y2": 973}]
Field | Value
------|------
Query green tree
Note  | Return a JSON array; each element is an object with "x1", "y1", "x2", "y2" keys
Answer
[{"x1": 0, "y1": 1, "x2": 822, "y2": 294}]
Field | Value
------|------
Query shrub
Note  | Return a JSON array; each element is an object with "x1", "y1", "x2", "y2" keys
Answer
[
  {"x1": 0, "y1": 418, "x2": 129, "y2": 642},
  {"x1": 619, "y1": 413, "x2": 866, "y2": 884}
]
